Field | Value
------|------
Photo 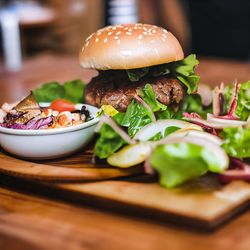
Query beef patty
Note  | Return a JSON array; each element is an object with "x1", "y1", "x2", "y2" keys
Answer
[{"x1": 85, "y1": 70, "x2": 185, "y2": 112}]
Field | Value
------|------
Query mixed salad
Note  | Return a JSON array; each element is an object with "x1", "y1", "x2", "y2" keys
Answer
[
  {"x1": 93, "y1": 69, "x2": 250, "y2": 188},
  {"x1": 0, "y1": 80, "x2": 91, "y2": 130}
]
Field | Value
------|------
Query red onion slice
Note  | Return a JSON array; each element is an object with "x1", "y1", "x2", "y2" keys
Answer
[
  {"x1": 207, "y1": 113, "x2": 247, "y2": 126},
  {"x1": 219, "y1": 158, "x2": 250, "y2": 183}
]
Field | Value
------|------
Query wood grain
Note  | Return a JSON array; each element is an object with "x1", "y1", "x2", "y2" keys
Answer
[
  {"x1": 0, "y1": 149, "x2": 249, "y2": 229},
  {"x1": 0, "y1": 183, "x2": 250, "y2": 250},
  {"x1": 0, "y1": 150, "x2": 142, "y2": 181}
]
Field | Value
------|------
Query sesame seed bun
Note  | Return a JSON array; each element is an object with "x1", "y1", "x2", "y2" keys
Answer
[{"x1": 79, "y1": 23, "x2": 184, "y2": 70}]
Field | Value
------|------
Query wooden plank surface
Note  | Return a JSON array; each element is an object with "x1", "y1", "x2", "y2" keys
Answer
[
  {"x1": 0, "y1": 149, "x2": 142, "y2": 181},
  {"x1": 58, "y1": 178, "x2": 250, "y2": 228},
  {"x1": 0, "y1": 185, "x2": 250, "y2": 250},
  {"x1": 0, "y1": 149, "x2": 250, "y2": 229}
]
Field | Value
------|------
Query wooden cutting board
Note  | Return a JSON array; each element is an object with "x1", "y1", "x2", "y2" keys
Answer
[
  {"x1": 0, "y1": 148, "x2": 142, "y2": 181},
  {"x1": 0, "y1": 148, "x2": 249, "y2": 229}
]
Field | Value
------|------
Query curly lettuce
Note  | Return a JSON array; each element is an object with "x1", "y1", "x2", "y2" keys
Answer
[
  {"x1": 221, "y1": 126, "x2": 250, "y2": 158},
  {"x1": 33, "y1": 79, "x2": 85, "y2": 103},
  {"x1": 126, "y1": 54, "x2": 200, "y2": 94},
  {"x1": 224, "y1": 81, "x2": 250, "y2": 120}
]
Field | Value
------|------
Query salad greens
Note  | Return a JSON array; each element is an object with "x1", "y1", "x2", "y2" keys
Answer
[
  {"x1": 126, "y1": 54, "x2": 200, "y2": 94},
  {"x1": 221, "y1": 126, "x2": 250, "y2": 158},
  {"x1": 94, "y1": 124, "x2": 126, "y2": 159},
  {"x1": 33, "y1": 79, "x2": 85, "y2": 103},
  {"x1": 150, "y1": 143, "x2": 216, "y2": 188},
  {"x1": 170, "y1": 54, "x2": 200, "y2": 94},
  {"x1": 224, "y1": 81, "x2": 250, "y2": 120},
  {"x1": 114, "y1": 100, "x2": 152, "y2": 137},
  {"x1": 137, "y1": 84, "x2": 167, "y2": 112}
]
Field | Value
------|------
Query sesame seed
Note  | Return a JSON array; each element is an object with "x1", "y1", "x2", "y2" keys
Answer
[
  {"x1": 114, "y1": 36, "x2": 119, "y2": 40},
  {"x1": 163, "y1": 29, "x2": 168, "y2": 34},
  {"x1": 104, "y1": 38, "x2": 108, "y2": 43},
  {"x1": 116, "y1": 31, "x2": 121, "y2": 35},
  {"x1": 152, "y1": 30, "x2": 156, "y2": 33},
  {"x1": 163, "y1": 34, "x2": 167, "y2": 38},
  {"x1": 143, "y1": 32, "x2": 148, "y2": 35},
  {"x1": 126, "y1": 32, "x2": 132, "y2": 35},
  {"x1": 124, "y1": 27, "x2": 128, "y2": 30},
  {"x1": 138, "y1": 35, "x2": 143, "y2": 39},
  {"x1": 112, "y1": 27, "x2": 116, "y2": 30},
  {"x1": 128, "y1": 28, "x2": 132, "y2": 32},
  {"x1": 95, "y1": 38, "x2": 99, "y2": 42},
  {"x1": 85, "y1": 41, "x2": 89, "y2": 47},
  {"x1": 86, "y1": 33, "x2": 93, "y2": 41}
]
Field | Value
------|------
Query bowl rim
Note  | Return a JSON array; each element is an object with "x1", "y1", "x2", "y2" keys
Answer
[{"x1": 0, "y1": 103, "x2": 100, "y2": 136}]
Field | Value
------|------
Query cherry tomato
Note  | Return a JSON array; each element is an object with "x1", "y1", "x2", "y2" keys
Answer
[{"x1": 49, "y1": 99, "x2": 76, "y2": 112}]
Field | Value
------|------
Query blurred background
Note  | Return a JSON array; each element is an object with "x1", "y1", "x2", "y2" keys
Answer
[{"x1": 0, "y1": 0, "x2": 249, "y2": 71}]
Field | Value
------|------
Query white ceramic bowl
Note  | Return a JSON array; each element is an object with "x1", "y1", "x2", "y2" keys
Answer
[{"x1": 0, "y1": 104, "x2": 100, "y2": 160}]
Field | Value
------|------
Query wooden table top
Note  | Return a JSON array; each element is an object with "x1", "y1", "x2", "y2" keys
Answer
[{"x1": 0, "y1": 53, "x2": 250, "y2": 250}]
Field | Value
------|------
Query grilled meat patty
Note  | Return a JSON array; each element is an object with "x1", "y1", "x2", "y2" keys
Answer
[{"x1": 85, "y1": 70, "x2": 185, "y2": 112}]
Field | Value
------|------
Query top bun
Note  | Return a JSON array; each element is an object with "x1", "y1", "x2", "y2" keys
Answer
[{"x1": 79, "y1": 23, "x2": 184, "y2": 70}]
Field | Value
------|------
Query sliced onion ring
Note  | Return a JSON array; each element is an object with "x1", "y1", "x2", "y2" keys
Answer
[
  {"x1": 134, "y1": 119, "x2": 202, "y2": 141},
  {"x1": 185, "y1": 116, "x2": 246, "y2": 129},
  {"x1": 95, "y1": 115, "x2": 136, "y2": 145},
  {"x1": 207, "y1": 113, "x2": 247, "y2": 127},
  {"x1": 168, "y1": 129, "x2": 223, "y2": 146}
]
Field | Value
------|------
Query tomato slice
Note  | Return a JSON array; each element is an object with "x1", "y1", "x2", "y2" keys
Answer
[{"x1": 49, "y1": 99, "x2": 76, "y2": 112}]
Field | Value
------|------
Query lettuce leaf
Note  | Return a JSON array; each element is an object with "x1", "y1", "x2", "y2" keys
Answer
[
  {"x1": 150, "y1": 142, "x2": 224, "y2": 188},
  {"x1": 138, "y1": 84, "x2": 167, "y2": 112},
  {"x1": 63, "y1": 80, "x2": 85, "y2": 103},
  {"x1": 94, "y1": 124, "x2": 126, "y2": 159},
  {"x1": 170, "y1": 54, "x2": 200, "y2": 94},
  {"x1": 126, "y1": 68, "x2": 149, "y2": 81},
  {"x1": 32, "y1": 81, "x2": 65, "y2": 102},
  {"x1": 221, "y1": 126, "x2": 250, "y2": 158},
  {"x1": 33, "y1": 79, "x2": 85, "y2": 103},
  {"x1": 224, "y1": 81, "x2": 250, "y2": 120},
  {"x1": 125, "y1": 55, "x2": 200, "y2": 94},
  {"x1": 114, "y1": 100, "x2": 152, "y2": 137}
]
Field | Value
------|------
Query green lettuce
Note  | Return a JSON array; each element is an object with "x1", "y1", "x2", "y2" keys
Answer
[
  {"x1": 33, "y1": 79, "x2": 85, "y2": 103},
  {"x1": 126, "y1": 68, "x2": 149, "y2": 81},
  {"x1": 221, "y1": 126, "x2": 250, "y2": 158},
  {"x1": 114, "y1": 100, "x2": 152, "y2": 137},
  {"x1": 125, "y1": 54, "x2": 200, "y2": 94},
  {"x1": 170, "y1": 54, "x2": 200, "y2": 94},
  {"x1": 138, "y1": 84, "x2": 167, "y2": 112},
  {"x1": 224, "y1": 81, "x2": 250, "y2": 120},
  {"x1": 94, "y1": 124, "x2": 126, "y2": 159},
  {"x1": 150, "y1": 143, "x2": 224, "y2": 188}
]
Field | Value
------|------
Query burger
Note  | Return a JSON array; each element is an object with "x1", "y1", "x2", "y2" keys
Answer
[{"x1": 79, "y1": 23, "x2": 199, "y2": 112}]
